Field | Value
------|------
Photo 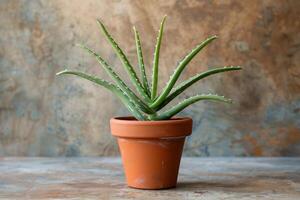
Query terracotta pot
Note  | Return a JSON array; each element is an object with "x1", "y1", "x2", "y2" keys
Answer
[{"x1": 110, "y1": 116, "x2": 193, "y2": 189}]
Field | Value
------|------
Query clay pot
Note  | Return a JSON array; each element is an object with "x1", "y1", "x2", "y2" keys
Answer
[{"x1": 110, "y1": 116, "x2": 193, "y2": 189}]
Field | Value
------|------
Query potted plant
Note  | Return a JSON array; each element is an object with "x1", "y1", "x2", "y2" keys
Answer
[{"x1": 57, "y1": 16, "x2": 241, "y2": 189}]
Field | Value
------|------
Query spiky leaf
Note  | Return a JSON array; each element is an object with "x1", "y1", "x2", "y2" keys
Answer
[
  {"x1": 151, "y1": 94, "x2": 232, "y2": 120},
  {"x1": 56, "y1": 70, "x2": 146, "y2": 120},
  {"x1": 150, "y1": 35, "x2": 218, "y2": 109},
  {"x1": 151, "y1": 15, "x2": 167, "y2": 99},
  {"x1": 133, "y1": 26, "x2": 150, "y2": 96},
  {"x1": 97, "y1": 20, "x2": 150, "y2": 102},
  {"x1": 155, "y1": 66, "x2": 242, "y2": 110},
  {"x1": 78, "y1": 44, "x2": 155, "y2": 114}
]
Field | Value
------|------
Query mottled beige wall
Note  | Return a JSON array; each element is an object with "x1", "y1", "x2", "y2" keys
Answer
[{"x1": 0, "y1": 0, "x2": 299, "y2": 156}]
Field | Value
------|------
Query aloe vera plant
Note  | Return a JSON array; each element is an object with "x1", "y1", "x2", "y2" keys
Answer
[{"x1": 56, "y1": 16, "x2": 241, "y2": 121}]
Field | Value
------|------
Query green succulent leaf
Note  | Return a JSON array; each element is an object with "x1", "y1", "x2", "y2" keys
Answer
[
  {"x1": 96, "y1": 20, "x2": 150, "y2": 102},
  {"x1": 150, "y1": 35, "x2": 218, "y2": 109},
  {"x1": 133, "y1": 26, "x2": 150, "y2": 96},
  {"x1": 151, "y1": 15, "x2": 167, "y2": 100},
  {"x1": 77, "y1": 44, "x2": 155, "y2": 114},
  {"x1": 152, "y1": 94, "x2": 232, "y2": 120},
  {"x1": 155, "y1": 66, "x2": 242, "y2": 111},
  {"x1": 57, "y1": 16, "x2": 241, "y2": 121},
  {"x1": 56, "y1": 70, "x2": 146, "y2": 120}
]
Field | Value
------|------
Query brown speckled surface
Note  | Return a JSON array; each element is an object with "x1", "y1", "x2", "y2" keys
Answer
[
  {"x1": 0, "y1": 0, "x2": 299, "y2": 156},
  {"x1": 0, "y1": 157, "x2": 299, "y2": 199}
]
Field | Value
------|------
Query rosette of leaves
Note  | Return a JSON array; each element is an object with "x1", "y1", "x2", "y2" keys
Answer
[{"x1": 57, "y1": 16, "x2": 241, "y2": 120}]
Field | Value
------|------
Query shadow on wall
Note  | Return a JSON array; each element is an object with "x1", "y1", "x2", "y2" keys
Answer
[{"x1": 0, "y1": 0, "x2": 299, "y2": 156}]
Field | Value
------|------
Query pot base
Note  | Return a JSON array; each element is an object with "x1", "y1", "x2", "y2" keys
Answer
[
  {"x1": 117, "y1": 137, "x2": 185, "y2": 190},
  {"x1": 128, "y1": 185, "x2": 176, "y2": 190}
]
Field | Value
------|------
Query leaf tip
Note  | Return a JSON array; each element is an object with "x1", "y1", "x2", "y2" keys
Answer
[
  {"x1": 56, "y1": 69, "x2": 68, "y2": 76},
  {"x1": 75, "y1": 43, "x2": 81, "y2": 46},
  {"x1": 133, "y1": 26, "x2": 139, "y2": 35},
  {"x1": 96, "y1": 18, "x2": 103, "y2": 25},
  {"x1": 161, "y1": 15, "x2": 167, "y2": 25},
  {"x1": 96, "y1": 19, "x2": 106, "y2": 31}
]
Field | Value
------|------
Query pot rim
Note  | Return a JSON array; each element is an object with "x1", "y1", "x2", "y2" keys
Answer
[
  {"x1": 111, "y1": 116, "x2": 192, "y2": 125},
  {"x1": 110, "y1": 116, "x2": 193, "y2": 139}
]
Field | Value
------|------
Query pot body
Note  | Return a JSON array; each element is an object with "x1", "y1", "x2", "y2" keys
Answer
[{"x1": 110, "y1": 117, "x2": 193, "y2": 189}]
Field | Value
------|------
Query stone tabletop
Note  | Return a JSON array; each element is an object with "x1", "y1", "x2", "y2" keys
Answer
[{"x1": 0, "y1": 158, "x2": 299, "y2": 200}]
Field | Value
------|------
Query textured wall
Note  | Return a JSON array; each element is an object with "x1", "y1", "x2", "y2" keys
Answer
[{"x1": 0, "y1": 0, "x2": 299, "y2": 156}]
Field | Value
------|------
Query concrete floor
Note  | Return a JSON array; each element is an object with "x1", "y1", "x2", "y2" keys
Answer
[{"x1": 0, "y1": 157, "x2": 299, "y2": 199}]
